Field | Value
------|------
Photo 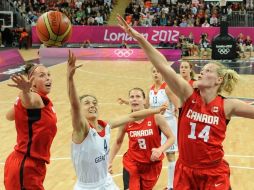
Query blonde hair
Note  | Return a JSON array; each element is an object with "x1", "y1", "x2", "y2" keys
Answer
[
  {"x1": 211, "y1": 62, "x2": 239, "y2": 94},
  {"x1": 189, "y1": 63, "x2": 195, "y2": 80}
]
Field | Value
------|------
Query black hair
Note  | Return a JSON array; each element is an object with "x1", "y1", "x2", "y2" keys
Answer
[
  {"x1": 24, "y1": 62, "x2": 35, "y2": 76},
  {"x1": 128, "y1": 87, "x2": 146, "y2": 99}
]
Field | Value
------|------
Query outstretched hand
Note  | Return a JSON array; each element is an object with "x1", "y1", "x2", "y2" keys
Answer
[
  {"x1": 8, "y1": 73, "x2": 34, "y2": 93},
  {"x1": 67, "y1": 50, "x2": 82, "y2": 78},
  {"x1": 117, "y1": 97, "x2": 129, "y2": 105},
  {"x1": 117, "y1": 14, "x2": 141, "y2": 39},
  {"x1": 159, "y1": 102, "x2": 168, "y2": 115}
]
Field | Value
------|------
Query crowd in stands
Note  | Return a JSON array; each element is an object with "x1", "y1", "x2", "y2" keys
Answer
[
  {"x1": 13, "y1": 0, "x2": 114, "y2": 26},
  {"x1": 236, "y1": 32, "x2": 253, "y2": 58},
  {"x1": 7, "y1": 0, "x2": 252, "y2": 27},
  {"x1": 11, "y1": 0, "x2": 250, "y2": 27},
  {"x1": 174, "y1": 31, "x2": 253, "y2": 58},
  {"x1": 0, "y1": 26, "x2": 29, "y2": 49},
  {"x1": 173, "y1": 31, "x2": 211, "y2": 58},
  {"x1": 124, "y1": 0, "x2": 249, "y2": 27}
]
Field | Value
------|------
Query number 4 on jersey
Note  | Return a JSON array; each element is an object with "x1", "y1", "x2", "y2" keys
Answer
[
  {"x1": 188, "y1": 122, "x2": 211, "y2": 142},
  {"x1": 104, "y1": 139, "x2": 108, "y2": 152}
]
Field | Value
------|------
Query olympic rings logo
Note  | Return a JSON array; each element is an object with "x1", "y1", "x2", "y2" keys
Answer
[
  {"x1": 217, "y1": 47, "x2": 230, "y2": 55},
  {"x1": 114, "y1": 49, "x2": 134, "y2": 57}
]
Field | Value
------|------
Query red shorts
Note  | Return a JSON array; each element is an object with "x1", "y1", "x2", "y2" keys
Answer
[
  {"x1": 174, "y1": 159, "x2": 231, "y2": 190},
  {"x1": 123, "y1": 154, "x2": 162, "y2": 190},
  {"x1": 4, "y1": 151, "x2": 46, "y2": 190}
]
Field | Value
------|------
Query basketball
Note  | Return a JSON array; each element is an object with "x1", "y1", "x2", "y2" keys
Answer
[{"x1": 36, "y1": 11, "x2": 72, "y2": 47}]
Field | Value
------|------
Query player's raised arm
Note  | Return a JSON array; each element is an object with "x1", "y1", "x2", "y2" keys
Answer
[
  {"x1": 225, "y1": 98, "x2": 254, "y2": 119},
  {"x1": 117, "y1": 14, "x2": 193, "y2": 102},
  {"x1": 67, "y1": 50, "x2": 89, "y2": 142},
  {"x1": 8, "y1": 73, "x2": 42, "y2": 108},
  {"x1": 109, "y1": 104, "x2": 167, "y2": 129}
]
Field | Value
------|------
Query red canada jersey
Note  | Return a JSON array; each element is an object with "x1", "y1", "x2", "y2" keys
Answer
[
  {"x1": 178, "y1": 89, "x2": 229, "y2": 168},
  {"x1": 14, "y1": 93, "x2": 57, "y2": 163},
  {"x1": 124, "y1": 115, "x2": 164, "y2": 164},
  {"x1": 188, "y1": 79, "x2": 196, "y2": 87}
]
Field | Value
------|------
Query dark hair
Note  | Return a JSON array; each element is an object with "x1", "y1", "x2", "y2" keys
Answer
[
  {"x1": 128, "y1": 87, "x2": 146, "y2": 99},
  {"x1": 79, "y1": 94, "x2": 98, "y2": 102},
  {"x1": 201, "y1": 33, "x2": 207, "y2": 39},
  {"x1": 24, "y1": 63, "x2": 44, "y2": 79},
  {"x1": 24, "y1": 62, "x2": 35, "y2": 75}
]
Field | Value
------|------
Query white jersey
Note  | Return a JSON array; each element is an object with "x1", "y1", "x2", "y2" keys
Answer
[
  {"x1": 149, "y1": 82, "x2": 178, "y2": 152},
  {"x1": 149, "y1": 82, "x2": 175, "y2": 118},
  {"x1": 71, "y1": 120, "x2": 119, "y2": 190}
]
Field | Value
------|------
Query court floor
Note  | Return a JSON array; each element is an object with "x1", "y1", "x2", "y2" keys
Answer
[{"x1": 0, "y1": 49, "x2": 254, "y2": 189}]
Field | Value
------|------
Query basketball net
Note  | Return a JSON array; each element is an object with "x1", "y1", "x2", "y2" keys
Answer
[{"x1": 220, "y1": 0, "x2": 227, "y2": 7}]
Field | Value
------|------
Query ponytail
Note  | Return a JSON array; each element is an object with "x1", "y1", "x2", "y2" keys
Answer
[
  {"x1": 213, "y1": 62, "x2": 239, "y2": 94},
  {"x1": 24, "y1": 62, "x2": 35, "y2": 76},
  {"x1": 24, "y1": 63, "x2": 43, "y2": 79}
]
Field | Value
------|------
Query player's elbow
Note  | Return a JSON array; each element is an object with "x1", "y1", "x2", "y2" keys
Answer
[
  {"x1": 116, "y1": 138, "x2": 124, "y2": 145},
  {"x1": 168, "y1": 134, "x2": 176, "y2": 146},
  {"x1": 6, "y1": 113, "x2": 14, "y2": 121}
]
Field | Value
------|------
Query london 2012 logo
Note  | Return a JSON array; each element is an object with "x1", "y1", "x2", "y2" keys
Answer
[
  {"x1": 216, "y1": 45, "x2": 232, "y2": 55},
  {"x1": 114, "y1": 49, "x2": 134, "y2": 57}
]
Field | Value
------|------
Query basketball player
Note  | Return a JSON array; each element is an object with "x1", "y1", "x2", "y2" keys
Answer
[
  {"x1": 117, "y1": 67, "x2": 178, "y2": 190},
  {"x1": 67, "y1": 51, "x2": 167, "y2": 190},
  {"x1": 4, "y1": 63, "x2": 57, "y2": 190},
  {"x1": 179, "y1": 61, "x2": 197, "y2": 87},
  {"x1": 148, "y1": 66, "x2": 178, "y2": 190},
  {"x1": 109, "y1": 87, "x2": 175, "y2": 190},
  {"x1": 117, "y1": 14, "x2": 254, "y2": 190}
]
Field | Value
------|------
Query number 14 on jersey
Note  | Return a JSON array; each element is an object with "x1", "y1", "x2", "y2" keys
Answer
[{"x1": 188, "y1": 122, "x2": 211, "y2": 142}]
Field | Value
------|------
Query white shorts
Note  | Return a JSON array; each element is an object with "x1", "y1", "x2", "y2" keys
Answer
[
  {"x1": 161, "y1": 116, "x2": 178, "y2": 153},
  {"x1": 74, "y1": 174, "x2": 119, "y2": 190}
]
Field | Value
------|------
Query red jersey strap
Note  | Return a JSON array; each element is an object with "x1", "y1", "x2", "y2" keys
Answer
[
  {"x1": 182, "y1": 88, "x2": 198, "y2": 107},
  {"x1": 89, "y1": 120, "x2": 107, "y2": 137},
  {"x1": 150, "y1": 82, "x2": 167, "y2": 94},
  {"x1": 17, "y1": 92, "x2": 51, "y2": 108},
  {"x1": 179, "y1": 89, "x2": 198, "y2": 117},
  {"x1": 188, "y1": 79, "x2": 195, "y2": 86},
  {"x1": 150, "y1": 84, "x2": 155, "y2": 90},
  {"x1": 31, "y1": 91, "x2": 50, "y2": 106},
  {"x1": 161, "y1": 82, "x2": 167, "y2": 89}
]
